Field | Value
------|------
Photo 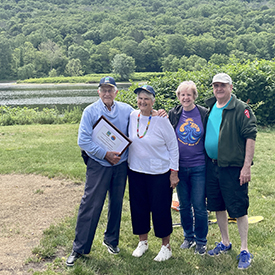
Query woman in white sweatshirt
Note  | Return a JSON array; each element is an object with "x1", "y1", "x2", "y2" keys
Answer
[{"x1": 127, "y1": 85, "x2": 179, "y2": 262}]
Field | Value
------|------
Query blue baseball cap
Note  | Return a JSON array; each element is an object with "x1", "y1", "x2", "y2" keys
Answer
[
  {"x1": 134, "y1": 85, "x2": 156, "y2": 97},
  {"x1": 98, "y1": 76, "x2": 117, "y2": 87}
]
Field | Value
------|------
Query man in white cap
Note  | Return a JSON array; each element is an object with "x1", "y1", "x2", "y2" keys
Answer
[{"x1": 204, "y1": 73, "x2": 257, "y2": 269}]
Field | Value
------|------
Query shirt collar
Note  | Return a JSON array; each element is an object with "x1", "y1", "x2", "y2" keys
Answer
[{"x1": 100, "y1": 98, "x2": 116, "y2": 112}]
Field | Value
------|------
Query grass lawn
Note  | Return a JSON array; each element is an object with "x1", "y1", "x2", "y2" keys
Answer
[{"x1": 0, "y1": 124, "x2": 274, "y2": 274}]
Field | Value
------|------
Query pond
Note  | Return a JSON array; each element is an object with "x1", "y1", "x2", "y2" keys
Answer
[{"x1": 0, "y1": 83, "x2": 131, "y2": 112}]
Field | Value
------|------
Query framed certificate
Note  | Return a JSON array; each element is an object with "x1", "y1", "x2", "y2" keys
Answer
[{"x1": 92, "y1": 115, "x2": 132, "y2": 156}]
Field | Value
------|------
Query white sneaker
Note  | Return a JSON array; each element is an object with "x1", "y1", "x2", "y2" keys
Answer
[
  {"x1": 154, "y1": 244, "x2": 172, "y2": 261},
  {"x1": 132, "y1": 240, "x2": 149, "y2": 257}
]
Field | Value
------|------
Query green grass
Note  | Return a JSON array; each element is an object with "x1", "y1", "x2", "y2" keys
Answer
[
  {"x1": 1, "y1": 125, "x2": 275, "y2": 274},
  {"x1": 0, "y1": 124, "x2": 85, "y2": 180}
]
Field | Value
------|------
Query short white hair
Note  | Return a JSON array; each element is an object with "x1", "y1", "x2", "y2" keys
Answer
[{"x1": 137, "y1": 90, "x2": 155, "y2": 102}]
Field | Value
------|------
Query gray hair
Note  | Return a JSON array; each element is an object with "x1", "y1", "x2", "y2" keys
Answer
[
  {"x1": 137, "y1": 90, "x2": 155, "y2": 102},
  {"x1": 175, "y1": 81, "x2": 198, "y2": 100}
]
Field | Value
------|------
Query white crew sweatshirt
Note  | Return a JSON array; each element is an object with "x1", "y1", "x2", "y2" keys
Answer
[{"x1": 128, "y1": 110, "x2": 179, "y2": 174}]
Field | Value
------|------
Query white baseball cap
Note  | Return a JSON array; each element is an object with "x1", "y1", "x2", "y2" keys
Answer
[{"x1": 211, "y1": 73, "x2": 232, "y2": 85}]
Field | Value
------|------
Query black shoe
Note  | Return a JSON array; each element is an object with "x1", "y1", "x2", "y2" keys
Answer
[
  {"x1": 66, "y1": 250, "x2": 82, "y2": 267},
  {"x1": 180, "y1": 239, "x2": 196, "y2": 249},
  {"x1": 194, "y1": 244, "x2": 207, "y2": 255},
  {"x1": 103, "y1": 240, "x2": 120, "y2": 254}
]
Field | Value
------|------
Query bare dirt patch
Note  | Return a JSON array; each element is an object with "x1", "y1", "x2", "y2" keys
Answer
[{"x1": 0, "y1": 174, "x2": 84, "y2": 275}]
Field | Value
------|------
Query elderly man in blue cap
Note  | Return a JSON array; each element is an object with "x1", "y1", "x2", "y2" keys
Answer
[{"x1": 66, "y1": 76, "x2": 134, "y2": 266}]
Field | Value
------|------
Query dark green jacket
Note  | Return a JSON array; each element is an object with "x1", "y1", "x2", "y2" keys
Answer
[{"x1": 205, "y1": 94, "x2": 257, "y2": 167}]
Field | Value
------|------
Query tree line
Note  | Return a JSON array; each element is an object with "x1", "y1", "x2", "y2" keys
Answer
[
  {"x1": 1, "y1": 0, "x2": 275, "y2": 80},
  {"x1": 2, "y1": 59, "x2": 274, "y2": 126},
  {"x1": 115, "y1": 59, "x2": 275, "y2": 126}
]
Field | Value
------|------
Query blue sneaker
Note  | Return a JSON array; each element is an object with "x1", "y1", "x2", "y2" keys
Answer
[
  {"x1": 237, "y1": 250, "x2": 253, "y2": 269},
  {"x1": 207, "y1": 242, "x2": 232, "y2": 256}
]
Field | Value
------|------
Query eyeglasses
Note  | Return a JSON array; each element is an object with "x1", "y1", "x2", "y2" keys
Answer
[{"x1": 100, "y1": 88, "x2": 115, "y2": 94}]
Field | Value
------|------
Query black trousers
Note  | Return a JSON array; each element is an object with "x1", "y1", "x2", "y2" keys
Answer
[{"x1": 128, "y1": 169, "x2": 173, "y2": 239}]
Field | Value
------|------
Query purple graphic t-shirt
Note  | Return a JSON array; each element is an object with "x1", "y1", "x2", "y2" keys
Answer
[{"x1": 176, "y1": 106, "x2": 205, "y2": 167}]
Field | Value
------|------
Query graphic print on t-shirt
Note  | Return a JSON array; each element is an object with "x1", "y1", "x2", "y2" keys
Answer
[{"x1": 177, "y1": 118, "x2": 201, "y2": 146}]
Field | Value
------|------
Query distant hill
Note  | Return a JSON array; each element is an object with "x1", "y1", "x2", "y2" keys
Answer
[{"x1": 1, "y1": 0, "x2": 275, "y2": 80}]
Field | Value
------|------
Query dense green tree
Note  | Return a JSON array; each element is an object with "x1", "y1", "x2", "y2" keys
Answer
[
  {"x1": 20, "y1": 42, "x2": 38, "y2": 66},
  {"x1": 112, "y1": 53, "x2": 135, "y2": 81},
  {"x1": 90, "y1": 53, "x2": 110, "y2": 73},
  {"x1": 34, "y1": 51, "x2": 51, "y2": 77},
  {"x1": 48, "y1": 68, "x2": 57, "y2": 77},
  {"x1": 12, "y1": 33, "x2": 26, "y2": 48},
  {"x1": 0, "y1": 38, "x2": 13, "y2": 79},
  {"x1": 209, "y1": 53, "x2": 229, "y2": 66},
  {"x1": 2, "y1": 0, "x2": 275, "y2": 79},
  {"x1": 90, "y1": 42, "x2": 113, "y2": 73},
  {"x1": 179, "y1": 56, "x2": 188, "y2": 71},
  {"x1": 109, "y1": 48, "x2": 121, "y2": 63},
  {"x1": 65, "y1": 58, "x2": 83, "y2": 76},
  {"x1": 100, "y1": 23, "x2": 120, "y2": 42},
  {"x1": 165, "y1": 34, "x2": 190, "y2": 58},
  {"x1": 185, "y1": 55, "x2": 208, "y2": 71},
  {"x1": 128, "y1": 29, "x2": 145, "y2": 43},
  {"x1": 63, "y1": 35, "x2": 74, "y2": 49},
  {"x1": 190, "y1": 35, "x2": 216, "y2": 60},
  {"x1": 121, "y1": 40, "x2": 140, "y2": 62},
  {"x1": 82, "y1": 30, "x2": 102, "y2": 45},
  {"x1": 39, "y1": 40, "x2": 64, "y2": 71},
  {"x1": 136, "y1": 39, "x2": 163, "y2": 72},
  {"x1": 162, "y1": 55, "x2": 179, "y2": 72},
  {"x1": 17, "y1": 63, "x2": 35, "y2": 80},
  {"x1": 68, "y1": 45, "x2": 90, "y2": 73},
  {"x1": 12, "y1": 48, "x2": 23, "y2": 72}
]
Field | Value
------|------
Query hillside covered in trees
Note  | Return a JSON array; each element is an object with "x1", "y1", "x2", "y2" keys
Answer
[{"x1": 1, "y1": 0, "x2": 275, "y2": 80}]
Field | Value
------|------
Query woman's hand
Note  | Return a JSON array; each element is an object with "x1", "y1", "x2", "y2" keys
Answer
[{"x1": 170, "y1": 170, "x2": 179, "y2": 189}]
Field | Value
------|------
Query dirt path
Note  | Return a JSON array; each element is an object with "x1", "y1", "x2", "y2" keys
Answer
[{"x1": 0, "y1": 174, "x2": 84, "y2": 275}]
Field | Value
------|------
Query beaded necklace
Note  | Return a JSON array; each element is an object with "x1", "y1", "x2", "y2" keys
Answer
[{"x1": 137, "y1": 110, "x2": 152, "y2": 138}]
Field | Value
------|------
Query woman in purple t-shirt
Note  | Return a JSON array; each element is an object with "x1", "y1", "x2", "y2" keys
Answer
[{"x1": 168, "y1": 81, "x2": 208, "y2": 255}]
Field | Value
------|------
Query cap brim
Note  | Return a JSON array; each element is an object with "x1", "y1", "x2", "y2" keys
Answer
[
  {"x1": 98, "y1": 83, "x2": 116, "y2": 87},
  {"x1": 211, "y1": 80, "x2": 231, "y2": 85},
  {"x1": 134, "y1": 87, "x2": 147, "y2": 94}
]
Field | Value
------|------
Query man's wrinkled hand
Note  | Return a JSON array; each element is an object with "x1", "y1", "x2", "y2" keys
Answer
[
  {"x1": 156, "y1": 109, "x2": 168, "y2": 118},
  {"x1": 239, "y1": 165, "x2": 251, "y2": 186},
  {"x1": 105, "y1": 151, "x2": 121, "y2": 165}
]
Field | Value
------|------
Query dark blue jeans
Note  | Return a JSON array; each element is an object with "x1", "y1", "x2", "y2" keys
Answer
[{"x1": 176, "y1": 165, "x2": 208, "y2": 245}]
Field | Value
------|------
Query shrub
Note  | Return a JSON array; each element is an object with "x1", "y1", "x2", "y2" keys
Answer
[
  {"x1": 0, "y1": 106, "x2": 83, "y2": 126},
  {"x1": 148, "y1": 60, "x2": 275, "y2": 125}
]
